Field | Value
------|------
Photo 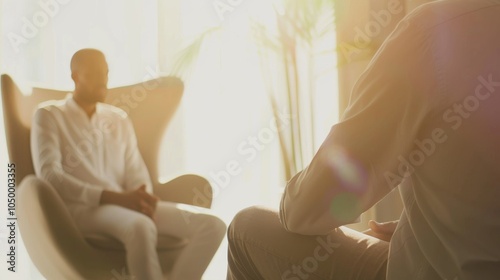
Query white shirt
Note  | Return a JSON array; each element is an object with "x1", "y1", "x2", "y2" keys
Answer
[
  {"x1": 31, "y1": 94, "x2": 152, "y2": 217},
  {"x1": 280, "y1": 1, "x2": 500, "y2": 279}
]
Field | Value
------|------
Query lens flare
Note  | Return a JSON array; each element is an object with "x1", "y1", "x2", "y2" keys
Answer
[
  {"x1": 329, "y1": 192, "x2": 361, "y2": 223},
  {"x1": 324, "y1": 147, "x2": 367, "y2": 193}
]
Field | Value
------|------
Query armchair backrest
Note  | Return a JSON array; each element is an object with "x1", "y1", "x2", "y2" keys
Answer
[{"x1": 1, "y1": 74, "x2": 183, "y2": 184}]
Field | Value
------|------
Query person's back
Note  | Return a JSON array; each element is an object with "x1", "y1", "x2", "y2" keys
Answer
[
  {"x1": 387, "y1": 1, "x2": 500, "y2": 279},
  {"x1": 226, "y1": 1, "x2": 500, "y2": 279}
]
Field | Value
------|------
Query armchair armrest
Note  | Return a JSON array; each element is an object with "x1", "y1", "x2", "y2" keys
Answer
[{"x1": 153, "y1": 174, "x2": 213, "y2": 208}]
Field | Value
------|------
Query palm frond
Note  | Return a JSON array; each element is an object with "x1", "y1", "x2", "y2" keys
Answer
[{"x1": 171, "y1": 27, "x2": 221, "y2": 79}]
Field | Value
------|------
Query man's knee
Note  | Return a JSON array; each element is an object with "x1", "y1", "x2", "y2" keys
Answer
[
  {"x1": 125, "y1": 216, "x2": 158, "y2": 241},
  {"x1": 201, "y1": 214, "x2": 227, "y2": 240},
  {"x1": 228, "y1": 206, "x2": 273, "y2": 242}
]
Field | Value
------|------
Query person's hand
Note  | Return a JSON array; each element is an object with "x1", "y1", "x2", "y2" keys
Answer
[
  {"x1": 102, "y1": 185, "x2": 160, "y2": 221},
  {"x1": 363, "y1": 220, "x2": 398, "y2": 242},
  {"x1": 123, "y1": 185, "x2": 160, "y2": 220}
]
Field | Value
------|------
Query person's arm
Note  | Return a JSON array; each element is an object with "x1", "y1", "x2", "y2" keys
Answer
[
  {"x1": 119, "y1": 117, "x2": 159, "y2": 217},
  {"x1": 32, "y1": 108, "x2": 158, "y2": 219},
  {"x1": 100, "y1": 185, "x2": 157, "y2": 220},
  {"x1": 31, "y1": 108, "x2": 105, "y2": 207},
  {"x1": 121, "y1": 117, "x2": 154, "y2": 194},
  {"x1": 280, "y1": 18, "x2": 432, "y2": 235}
]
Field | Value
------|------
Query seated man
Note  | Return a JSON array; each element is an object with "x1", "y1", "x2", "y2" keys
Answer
[
  {"x1": 227, "y1": 1, "x2": 500, "y2": 279},
  {"x1": 31, "y1": 48, "x2": 226, "y2": 280}
]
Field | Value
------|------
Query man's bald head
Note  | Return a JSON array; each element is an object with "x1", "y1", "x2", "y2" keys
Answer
[
  {"x1": 70, "y1": 48, "x2": 106, "y2": 74},
  {"x1": 70, "y1": 48, "x2": 109, "y2": 104}
]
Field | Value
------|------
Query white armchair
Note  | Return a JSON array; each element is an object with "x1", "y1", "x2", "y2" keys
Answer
[{"x1": 1, "y1": 74, "x2": 214, "y2": 279}]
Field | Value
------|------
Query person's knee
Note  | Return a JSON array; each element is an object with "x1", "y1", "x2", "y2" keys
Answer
[
  {"x1": 214, "y1": 216, "x2": 227, "y2": 238},
  {"x1": 200, "y1": 214, "x2": 227, "y2": 240},
  {"x1": 125, "y1": 216, "x2": 158, "y2": 242},
  {"x1": 228, "y1": 206, "x2": 269, "y2": 242}
]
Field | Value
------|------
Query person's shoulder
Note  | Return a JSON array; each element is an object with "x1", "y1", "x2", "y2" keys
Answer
[
  {"x1": 32, "y1": 96, "x2": 73, "y2": 124},
  {"x1": 406, "y1": 0, "x2": 500, "y2": 30},
  {"x1": 34, "y1": 97, "x2": 68, "y2": 116}
]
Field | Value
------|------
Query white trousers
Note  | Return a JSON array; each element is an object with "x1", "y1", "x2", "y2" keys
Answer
[{"x1": 72, "y1": 201, "x2": 226, "y2": 280}]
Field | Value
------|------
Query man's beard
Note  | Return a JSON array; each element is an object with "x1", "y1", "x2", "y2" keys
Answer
[{"x1": 80, "y1": 86, "x2": 107, "y2": 103}]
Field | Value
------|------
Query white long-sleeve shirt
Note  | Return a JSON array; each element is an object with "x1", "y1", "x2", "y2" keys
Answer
[
  {"x1": 31, "y1": 94, "x2": 152, "y2": 217},
  {"x1": 280, "y1": 1, "x2": 500, "y2": 279}
]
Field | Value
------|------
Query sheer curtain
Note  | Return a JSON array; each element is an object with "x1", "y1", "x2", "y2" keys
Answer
[{"x1": 0, "y1": 0, "x2": 338, "y2": 279}]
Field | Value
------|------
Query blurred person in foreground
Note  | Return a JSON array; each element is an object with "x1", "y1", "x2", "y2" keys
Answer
[{"x1": 227, "y1": 1, "x2": 500, "y2": 279}]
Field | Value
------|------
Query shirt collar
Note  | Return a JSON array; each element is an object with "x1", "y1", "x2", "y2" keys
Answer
[{"x1": 65, "y1": 93, "x2": 103, "y2": 121}]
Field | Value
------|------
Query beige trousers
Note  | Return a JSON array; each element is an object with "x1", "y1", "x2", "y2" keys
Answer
[
  {"x1": 73, "y1": 201, "x2": 226, "y2": 280},
  {"x1": 227, "y1": 207, "x2": 389, "y2": 280}
]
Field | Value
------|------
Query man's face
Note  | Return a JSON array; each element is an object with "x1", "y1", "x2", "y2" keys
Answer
[{"x1": 73, "y1": 55, "x2": 109, "y2": 103}]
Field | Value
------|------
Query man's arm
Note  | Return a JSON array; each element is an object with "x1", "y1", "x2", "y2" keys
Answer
[
  {"x1": 31, "y1": 108, "x2": 105, "y2": 207},
  {"x1": 100, "y1": 186, "x2": 158, "y2": 220},
  {"x1": 32, "y1": 108, "x2": 158, "y2": 218},
  {"x1": 115, "y1": 117, "x2": 159, "y2": 218},
  {"x1": 280, "y1": 18, "x2": 431, "y2": 235},
  {"x1": 121, "y1": 117, "x2": 154, "y2": 194}
]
